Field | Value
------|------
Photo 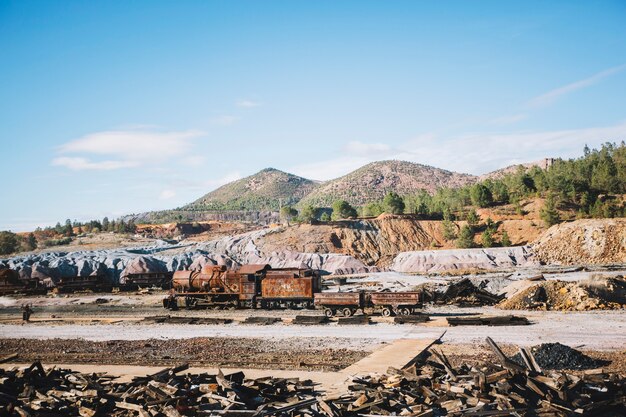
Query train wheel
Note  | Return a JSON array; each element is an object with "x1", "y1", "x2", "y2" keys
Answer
[
  {"x1": 399, "y1": 308, "x2": 411, "y2": 316},
  {"x1": 342, "y1": 308, "x2": 353, "y2": 317},
  {"x1": 382, "y1": 307, "x2": 393, "y2": 317},
  {"x1": 185, "y1": 297, "x2": 197, "y2": 309},
  {"x1": 324, "y1": 308, "x2": 335, "y2": 318}
]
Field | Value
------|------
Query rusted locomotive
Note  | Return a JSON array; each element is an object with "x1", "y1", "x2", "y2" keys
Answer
[
  {"x1": 165, "y1": 264, "x2": 322, "y2": 309},
  {"x1": 314, "y1": 291, "x2": 422, "y2": 317}
]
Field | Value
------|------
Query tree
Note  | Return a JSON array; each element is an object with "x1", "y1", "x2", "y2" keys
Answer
[
  {"x1": 456, "y1": 225, "x2": 475, "y2": 248},
  {"x1": 280, "y1": 205, "x2": 298, "y2": 225},
  {"x1": 331, "y1": 200, "x2": 357, "y2": 220},
  {"x1": 540, "y1": 193, "x2": 561, "y2": 227},
  {"x1": 26, "y1": 233, "x2": 37, "y2": 251},
  {"x1": 481, "y1": 229, "x2": 494, "y2": 248},
  {"x1": 383, "y1": 192, "x2": 405, "y2": 214},
  {"x1": 64, "y1": 219, "x2": 75, "y2": 237},
  {"x1": 466, "y1": 209, "x2": 480, "y2": 229},
  {"x1": 320, "y1": 212, "x2": 331, "y2": 222},
  {"x1": 470, "y1": 183, "x2": 493, "y2": 207},
  {"x1": 501, "y1": 230, "x2": 511, "y2": 247},
  {"x1": 299, "y1": 205, "x2": 319, "y2": 224},
  {"x1": 442, "y1": 219, "x2": 456, "y2": 240},
  {"x1": 102, "y1": 217, "x2": 110, "y2": 231},
  {"x1": 0, "y1": 231, "x2": 19, "y2": 255},
  {"x1": 362, "y1": 202, "x2": 384, "y2": 217}
]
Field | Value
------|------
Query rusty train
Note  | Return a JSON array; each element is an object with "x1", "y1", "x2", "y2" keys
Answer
[{"x1": 164, "y1": 264, "x2": 423, "y2": 316}]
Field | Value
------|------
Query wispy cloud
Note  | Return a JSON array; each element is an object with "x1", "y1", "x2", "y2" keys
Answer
[
  {"x1": 527, "y1": 64, "x2": 626, "y2": 108},
  {"x1": 342, "y1": 141, "x2": 393, "y2": 157},
  {"x1": 51, "y1": 157, "x2": 139, "y2": 171},
  {"x1": 236, "y1": 99, "x2": 261, "y2": 108},
  {"x1": 289, "y1": 122, "x2": 626, "y2": 179},
  {"x1": 52, "y1": 128, "x2": 206, "y2": 171},
  {"x1": 159, "y1": 189, "x2": 177, "y2": 200},
  {"x1": 489, "y1": 113, "x2": 528, "y2": 125},
  {"x1": 209, "y1": 115, "x2": 239, "y2": 126}
]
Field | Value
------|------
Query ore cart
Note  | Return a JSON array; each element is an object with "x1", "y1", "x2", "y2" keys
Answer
[
  {"x1": 369, "y1": 291, "x2": 422, "y2": 316},
  {"x1": 314, "y1": 292, "x2": 364, "y2": 317},
  {"x1": 259, "y1": 274, "x2": 321, "y2": 309}
]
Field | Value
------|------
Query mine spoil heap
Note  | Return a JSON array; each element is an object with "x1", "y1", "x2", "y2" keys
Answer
[{"x1": 1, "y1": 338, "x2": 625, "y2": 417}]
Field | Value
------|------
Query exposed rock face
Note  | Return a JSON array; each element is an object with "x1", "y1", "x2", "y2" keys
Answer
[
  {"x1": 531, "y1": 219, "x2": 626, "y2": 265},
  {"x1": 391, "y1": 246, "x2": 537, "y2": 273},
  {"x1": 260, "y1": 216, "x2": 451, "y2": 268}
]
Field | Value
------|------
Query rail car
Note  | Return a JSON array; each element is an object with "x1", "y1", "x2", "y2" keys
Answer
[
  {"x1": 314, "y1": 291, "x2": 422, "y2": 317},
  {"x1": 121, "y1": 272, "x2": 173, "y2": 290},
  {"x1": 54, "y1": 275, "x2": 112, "y2": 293},
  {"x1": 164, "y1": 264, "x2": 322, "y2": 309},
  {"x1": 0, "y1": 268, "x2": 43, "y2": 296}
]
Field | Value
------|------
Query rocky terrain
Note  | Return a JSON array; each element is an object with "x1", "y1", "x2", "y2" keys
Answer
[
  {"x1": 532, "y1": 218, "x2": 626, "y2": 265},
  {"x1": 1, "y1": 217, "x2": 624, "y2": 286}
]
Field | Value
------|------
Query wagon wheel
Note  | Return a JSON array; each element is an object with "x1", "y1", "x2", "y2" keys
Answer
[
  {"x1": 342, "y1": 308, "x2": 353, "y2": 317},
  {"x1": 382, "y1": 307, "x2": 393, "y2": 317},
  {"x1": 324, "y1": 308, "x2": 335, "y2": 318},
  {"x1": 399, "y1": 308, "x2": 411, "y2": 316}
]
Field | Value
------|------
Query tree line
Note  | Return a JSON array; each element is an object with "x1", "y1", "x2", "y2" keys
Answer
[{"x1": 0, "y1": 217, "x2": 138, "y2": 255}]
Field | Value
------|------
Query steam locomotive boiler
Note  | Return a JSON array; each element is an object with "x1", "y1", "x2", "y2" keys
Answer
[{"x1": 165, "y1": 264, "x2": 321, "y2": 309}]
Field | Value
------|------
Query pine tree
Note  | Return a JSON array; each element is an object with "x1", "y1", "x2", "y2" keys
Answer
[
  {"x1": 501, "y1": 230, "x2": 511, "y2": 247},
  {"x1": 540, "y1": 193, "x2": 561, "y2": 227},
  {"x1": 456, "y1": 225, "x2": 475, "y2": 248},
  {"x1": 481, "y1": 229, "x2": 494, "y2": 248}
]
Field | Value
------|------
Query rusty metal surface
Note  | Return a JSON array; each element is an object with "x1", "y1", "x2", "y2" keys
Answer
[
  {"x1": 238, "y1": 264, "x2": 270, "y2": 275},
  {"x1": 314, "y1": 292, "x2": 363, "y2": 306},
  {"x1": 261, "y1": 276, "x2": 316, "y2": 299},
  {"x1": 56, "y1": 275, "x2": 109, "y2": 292},
  {"x1": 369, "y1": 291, "x2": 422, "y2": 306}
]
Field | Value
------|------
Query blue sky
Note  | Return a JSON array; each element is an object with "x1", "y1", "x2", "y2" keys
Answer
[{"x1": 1, "y1": 1, "x2": 625, "y2": 231}]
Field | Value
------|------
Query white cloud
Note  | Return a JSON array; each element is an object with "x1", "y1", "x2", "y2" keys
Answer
[
  {"x1": 236, "y1": 99, "x2": 261, "y2": 108},
  {"x1": 527, "y1": 63, "x2": 626, "y2": 108},
  {"x1": 53, "y1": 128, "x2": 206, "y2": 171},
  {"x1": 159, "y1": 189, "x2": 177, "y2": 200},
  {"x1": 343, "y1": 141, "x2": 393, "y2": 157},
  {"x1": 289, "y1": 122, "x2": 626, "y2": 179},
  {"x1": 209, "y1": 115, "x2": 239, "y2": 126},
  {"x1": 181, "y1": 155, "x2": 206, "y2": 167},
  {"x1": 204, "y1": 172, "x2": 242, "y2": 189},
  {"x1": 489, "y1": 113, "x2": 528, "y2": 125},
  {"x1": 51, "y1": 157, "x2": 139, "y2": 171}
]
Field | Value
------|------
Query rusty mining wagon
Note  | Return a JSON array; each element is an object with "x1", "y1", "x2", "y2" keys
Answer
[
  {"x1": 54, "y1": 275, "x2": 112, "y2": 293},
  {"x1": 166, "y1": 264, "x2": 321, "y2": 309},
  {"x1": 0, "y1": 268, "x2": 42, "y2": 295},
  {"x1": 122, "y1": 272, "x2": 173, "y2": 290},
  {"x1": 314, "y1": 290, "x2": 423, "y2": 317}
]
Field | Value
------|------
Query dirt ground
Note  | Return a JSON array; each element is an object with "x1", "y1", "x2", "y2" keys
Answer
[{"x1": 0, "y1": 337, "x2": 370, "y2": 372}]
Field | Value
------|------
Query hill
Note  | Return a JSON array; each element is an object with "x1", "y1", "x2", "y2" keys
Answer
[
  {"x1": 480, "y1": 158, "x2": 555, "y2": 181},
  {"x1": 297, "y1": 160, "x2": 477, "y2": 208},
  {"x1": 184, "y1": 168, "x2": 319, "y2": 211}
]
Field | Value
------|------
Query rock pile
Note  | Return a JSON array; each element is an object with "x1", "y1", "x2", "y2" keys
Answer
[
  {"x1": 499, "y1": 276, "x2": 626, "y2": 311},
  {"x1": 511, "y1": 343, "x2": 609, "y2": 371},
  {"x1": 532, "y1": 218, "x2": 626, "y2": 265}
]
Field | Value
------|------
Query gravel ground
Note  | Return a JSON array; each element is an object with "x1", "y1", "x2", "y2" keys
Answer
[{"x1": 1, "y1": 306, "x2": 624, "y2": 350}]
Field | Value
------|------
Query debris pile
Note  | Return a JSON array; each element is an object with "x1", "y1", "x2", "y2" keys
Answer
[
  {"x1": 2, "y1": 337, "x2": 625, "y2": 417},
  {"x1": 437, "y1": 278, "x2": 504, "y2": 306},
  {"x1": 0, "y1": 362, "x2": 320, "y2": 417},
  {"x1": 499, "y1": 276, "x2": 626, "y2": 311},
  {"x1": 511, "y1": 342, "x2": 610, "y2": 370},
  {"x1": 333, "y1": 337, "x2": 625, "y2": 416}
]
